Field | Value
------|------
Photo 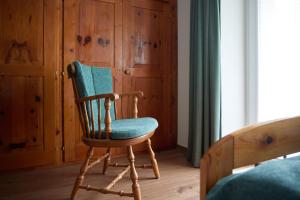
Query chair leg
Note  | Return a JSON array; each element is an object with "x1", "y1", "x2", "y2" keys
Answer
[
  {"x1": 147, "y1": 139, "x2": 160, "y2": 178},
  {"x1": 102, "y1": 148, "x2": 111, "y2": 174},
  {"x1": 127, "y1": 146, "x2": 142, "y2": 200},
  {"x1": 71, "y1": 147, "x2": 94, "y2": 200}
]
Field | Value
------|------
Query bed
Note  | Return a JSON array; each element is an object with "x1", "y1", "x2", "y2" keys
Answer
[{"x1": 200, "y1": 116, "x2": 300, "y2": 200}]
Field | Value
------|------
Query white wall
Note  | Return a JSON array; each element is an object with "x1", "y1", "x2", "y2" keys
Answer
[
  {"x1": 177, "y1": 0, "x2": 190, "y2": 147},
  {"x1": 221, "y1": 0, "x2": 247, "y2": 135},
  {"x1": 177, "y1": 0, "x2": 247, "y2": 147}
]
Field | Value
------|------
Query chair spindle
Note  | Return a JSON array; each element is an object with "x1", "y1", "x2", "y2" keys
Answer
[
  {"x1": 104, "y1": 98, "x2": 112, "y2": 139},
  {"x1": 97, "y1": 99, "x2": 101, "y2": 139},
  {"x1": 133, "y1": 96, "x2": 138, "y2": 118},
  {"x1": 89, "y1": 100, "x2": 95, "y2": 138},
  {"x1": 78, "y1": 101, "x2": 88, "y2": 137},
  {"x1": 82, "y1": 101, "x2": 91, "y2": 138}
]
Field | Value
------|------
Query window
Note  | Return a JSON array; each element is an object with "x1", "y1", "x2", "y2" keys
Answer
[{"x1": 248, "y1": 0, "x2": 300, "y2": 123}]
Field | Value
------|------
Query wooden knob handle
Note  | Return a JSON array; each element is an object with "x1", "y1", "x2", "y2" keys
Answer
[{"x1": 124, "y1": 69, "x2": 132, "y2": 75}]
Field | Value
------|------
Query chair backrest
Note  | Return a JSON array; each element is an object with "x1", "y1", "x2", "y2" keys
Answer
[
  {"x1": 200, "y1": 116, "x2": 300, "y2": 199},
  {"x1": 67, "y1": 61, "x2": 116, "y2": 139}
]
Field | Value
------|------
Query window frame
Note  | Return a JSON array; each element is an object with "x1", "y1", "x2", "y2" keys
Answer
[{"x1": 245, "y1": 0, "x2": 259, "y2": 125}]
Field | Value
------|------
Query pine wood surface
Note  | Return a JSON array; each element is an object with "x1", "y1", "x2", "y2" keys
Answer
[
  {"x1": 200, "y1": 116, "x2": 300, "y2": 200},
  {"x1": 63, "y1": 0, "x2": 178, "y2": 162},
  {"x1": 0, "y1": 0, "x2": 177, "y2": 170},
  {"x1": 0, "y1": 0, "x2": 62, "y2": 170},
  {"x1": 0, "y1": 149, "x2": 198, "y2": 200}
]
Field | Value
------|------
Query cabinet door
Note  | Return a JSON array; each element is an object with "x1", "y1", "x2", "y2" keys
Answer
[
  {"x1": 0, "y1": 0, "x2": 60, "y2": 170},
  {"x1": 64, "y1": 0, "x2": 123, "y2": 161},
  {"x1": 123, "y1": 0, "x2": 177, "y2": 150}
]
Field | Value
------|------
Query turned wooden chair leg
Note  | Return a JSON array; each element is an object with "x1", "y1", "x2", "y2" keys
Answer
[
  {"x1": 147, "y1": 139, "x2": 160, "y2": 178},
  {"x1": 127, "y1": 146, "x2": 141, "y2": 200},
  {"x1": 71, "y1": 147, "x2": 94, "y2": 200},
  {"x1": 102, "y1": 148, "x2": 111, "y2": 174}
]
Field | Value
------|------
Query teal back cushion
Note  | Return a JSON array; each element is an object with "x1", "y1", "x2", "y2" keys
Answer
[
  {"x1": 73, "y1": 61, "x2": 115, "y2": 135},
  {"x1": 206, "y1": 156, "x2": 300, "y2": 200}
]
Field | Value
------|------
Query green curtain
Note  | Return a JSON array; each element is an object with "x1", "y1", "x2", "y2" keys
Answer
[{"x1": 187, "y1": 0, "x2": 222, "y2": 167}]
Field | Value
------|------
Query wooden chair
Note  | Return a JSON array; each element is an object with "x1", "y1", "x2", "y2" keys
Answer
[
  {"x1": 67, "y1": 61, "x2": 160, "y2": 200},
  {"x1": 200, "y1": 116, "x2": 300, "y2": 199}
]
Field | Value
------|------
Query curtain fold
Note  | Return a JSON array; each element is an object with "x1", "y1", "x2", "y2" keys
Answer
[{"x1": 187, "y1": 0, "x2": 222, "y2": 167}]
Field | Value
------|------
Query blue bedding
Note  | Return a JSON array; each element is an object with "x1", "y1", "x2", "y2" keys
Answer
[{"x1": 206, "y1": 156, "x2": 300, "y2": 200}]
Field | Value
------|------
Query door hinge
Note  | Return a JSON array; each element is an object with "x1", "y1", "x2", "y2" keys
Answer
[{"x1": 61, "y1": 145, "x2": 65, "y2": 152}]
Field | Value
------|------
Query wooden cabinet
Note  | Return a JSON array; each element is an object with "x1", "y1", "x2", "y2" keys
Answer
[
  {"x1": 0, "y1": 0, "x2": 177, "y2": 169},
  {"x1": 64, "y1": 0, "x2": 177, "y2": 161},
  {"x1": 64, "y1": 0, "x2": 124, "y2": 161},
  {"x1": 123, "y1": 0, "x2": 177, "y2": 150},
  {"x1": 0, "y1": 0, "x2": 61, "y2": 170}
]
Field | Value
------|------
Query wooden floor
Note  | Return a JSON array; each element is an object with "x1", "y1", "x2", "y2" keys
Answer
[{"x1": 0, "y1": 149, "x2": 199, "y2": 200}]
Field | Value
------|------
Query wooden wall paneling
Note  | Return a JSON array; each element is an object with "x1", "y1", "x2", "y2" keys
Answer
[
  {"x1": 123, "y1": 0, "x2": 177, "y2": 151},
  {"x1": 160, "y1": 0, "x2": 174, "y2": 149},
  {"x1": 123, "y1": 0, "x2": 162, "y2": 152},
  {"x1": 64, "y1": 0, "x2": 177, "y2": 162},
  {"x1": 0, "y1": 77, "x2": 44, "y2": 152},
  {"x1": 43, "y1": 0, "x2": 62, "y2": 166},
  {"x1": 0, "y1": 0, "x2": 44, "y2": 65},
  {"x1": 63, "y1": 0, "x2": 79, "y2": 162},
  {"x1": 54, "y1": 0, "x2": 64, "y2": 164},
  {"x1": 169, "y1": 0, "x2": 178, "y2": 147},
  {"x1": 0, "y1": 0, "x2": 60, "y2": 170},
  {"x1": 63, "y1": 0, "x2": 123, "y2": 162}
]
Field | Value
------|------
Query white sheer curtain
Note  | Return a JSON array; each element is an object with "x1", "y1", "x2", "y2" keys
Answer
[{"x1": 258, "y1": 0, "x2": 300, "y2": 122}]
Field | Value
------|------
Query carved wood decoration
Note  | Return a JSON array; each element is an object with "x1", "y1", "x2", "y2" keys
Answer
[
  {"x1": 5, "y1": 41, "x2": 33, "y2": 64},
  {"x1": 0, "y1": 0, "x2": 61, "y2": 170},
  {"x1": 0, "y1": 0, "x2": 43, "y2": 65}
]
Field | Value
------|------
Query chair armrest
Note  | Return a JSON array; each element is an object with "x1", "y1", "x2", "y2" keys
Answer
[
  {"x1": 77, "y1": 93, "x2": 118, "y2": 139},
  {"x1": 119, "y1": 91, "x2": 144, "y2": 98},
  {"x1": 78, "y1": 93, "x2": 119, "y2": 103},
  {"x1": 119, "y1": 91, "x2": 144, "y2": 119}
]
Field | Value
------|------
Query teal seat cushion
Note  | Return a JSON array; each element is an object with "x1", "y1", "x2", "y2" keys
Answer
[
  {"x1": 206, "y1": 156, "x2": 300, "y2": 200},
  {"x1": 99, "y1": 117, "x2": 158, "y2": 140}
]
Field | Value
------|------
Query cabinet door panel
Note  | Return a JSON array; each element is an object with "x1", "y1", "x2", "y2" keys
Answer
[
  {"x1": 123, "y1": 0, "x2": 176, "y2": 149},
  {"x1": 64, "y1": 0, "x2": 123, "y2": 161},
  {"x1": 64, "y1": 0, "x2": 177, "y2": 161},
  {"x1": 0, "y1": 0, "x2": 44, "y2": 65},
  {"x1": 78, "y1": 0, "x2": 115, "y2": 65},
  {"x1": 0, "y1": 77, "x2": 44, "y2": 151},
  {"x1": 130, "y1": 8, "x2": 161, "y2": 65},
  {"x1": 0, "y1": 0, "x2": 60, "y2": 170}
]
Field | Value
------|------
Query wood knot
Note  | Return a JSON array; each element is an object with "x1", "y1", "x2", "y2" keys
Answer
[
  {"x1": 35, "y1": 96, "x2": 41, "y2": 102},
  {"x1": 83, "y1": 36, "x2": 92, "y2": 46},
  {"x1": 264, "y1": 136, "x2": 273, "y2": 145},
  {"x1": 77, "y1": 35, "x2": 82, "y2": 44}
]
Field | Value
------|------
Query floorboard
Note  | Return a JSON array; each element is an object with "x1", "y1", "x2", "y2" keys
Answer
[{"x1": 0, "y1": 149, "x2": 199, "y2": 200}]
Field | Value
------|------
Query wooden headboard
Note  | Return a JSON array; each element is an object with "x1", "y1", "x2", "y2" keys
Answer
[{"x1": 200, "y1": 116, "x2": 300, "y2": 199}]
